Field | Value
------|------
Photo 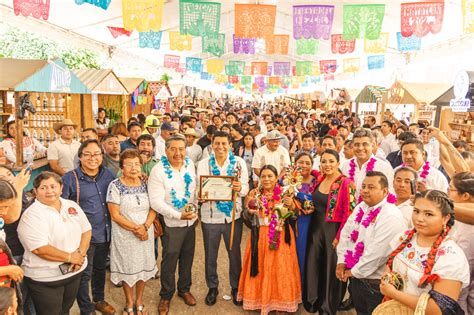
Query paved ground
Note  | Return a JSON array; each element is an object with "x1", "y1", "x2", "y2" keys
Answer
[{"x1": 71, "y1": 224, "x2": 356, "y2": 315}]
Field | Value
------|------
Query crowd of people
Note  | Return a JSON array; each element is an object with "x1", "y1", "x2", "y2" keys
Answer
[{"x1": 0, "y1": 102, "x2": 473, "y2": 315}]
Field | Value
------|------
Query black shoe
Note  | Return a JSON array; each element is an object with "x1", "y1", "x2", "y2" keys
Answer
[
  {"x1": 231, "y1": 288, "x2": 242, "y2": 306},
  {"x1": 205, "y1": 288, "x2": 218, "y2": 306},
  {"x1": 338, "y1": 297, "x2": 354, "y2": 311}
]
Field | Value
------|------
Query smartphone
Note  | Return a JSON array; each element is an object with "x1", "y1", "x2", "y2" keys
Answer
[
  {"x1": 25, "y1": 162, "x2": 33, "y2": 174},
  {"x1": 410, "y1": 180, "x2": 417, "y2": 195},
  {"x1": 59, "y1": 263, "x2": 74, "y2": 275}
]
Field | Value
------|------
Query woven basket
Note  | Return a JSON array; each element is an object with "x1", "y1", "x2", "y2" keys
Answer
[{"x1": 373, "y1": 293, "x2": 429, "y2": 315}]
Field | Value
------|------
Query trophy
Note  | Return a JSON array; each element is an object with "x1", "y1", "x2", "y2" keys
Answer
[
  {"x1": 184, "y1": 204, "x2": 197, "y2": 214},
  {"x1": 382, "y1": 272, "x2": 404, "y2": 291}
]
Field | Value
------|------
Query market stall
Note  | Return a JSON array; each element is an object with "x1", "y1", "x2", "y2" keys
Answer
[
  {"x1": 354, "y1": 85, "x2": 387, "y2": 123},
  {"x1": 147, "y1": 80, "x2": 174, "y2": 113},
  {"x1": 118, "y1": 77, "x2": 147, "y2": 117}
]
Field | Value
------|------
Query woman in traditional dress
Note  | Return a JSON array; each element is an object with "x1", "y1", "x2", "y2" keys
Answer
[
  {"x1": 379, "y1": 190, "x2": 469, "y2": 314},
  {"x1": 238, "y1": 165, "x2": 301, "y2": 314},
  {"x1": 303, "y1": 149, "x2": 356, "y2": 314},
  {"x1": 2, "y1": 120, "x2": 46, "y2": 164}
]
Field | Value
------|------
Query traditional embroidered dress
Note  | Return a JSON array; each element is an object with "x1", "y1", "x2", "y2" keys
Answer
[{"x1": 238, "y1": 189, "x2": 301, "y2": 315}]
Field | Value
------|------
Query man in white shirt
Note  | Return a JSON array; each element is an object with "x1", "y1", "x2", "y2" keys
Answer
[
  {"x1": 313, "y1": 136, "x2": 337, "y2": 171},
  {"x1": 48, "y1": 119, "x2": 81, "y2": 176},
  {"x1": 393, "y1": 166, "x2": 418, "y2": 228},
  {"x1": 148, "y1": 136, "x2": 198, "y2": 314},
  {"x1": 155, "y1": 122, "x2": 177, "y2": 160},
  {"x1": 196, "y1": 131, "x2": 249, "y2": 306},
  {"x1": 399, "y1": 138, "x2": 449, "y2": 192},
  {"x1": 251, "y1": 130, "x2": 290, "y2": 176},
  {"x1": 248, "y1": 121, "x2": 264, "y2": 148},
  {"x1": 184, "y1": 128, "x2": 202, "y2": 165},
  {"x1": 380, "y1": 120, "x2": 399, "y2": 156},
  {"x1": 341, "y1": 129, "x2": 394, "y2": 200},
  {"x1": 336, "y1": 172, "x2": 406, "y2": 314}
]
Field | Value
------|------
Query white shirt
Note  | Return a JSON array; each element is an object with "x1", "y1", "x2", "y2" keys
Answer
[
  {"x1": 255, "y1": 134, "x2": 265, "y2": 148},
  {"x1": 312, "y1": 155, "x2": 321, "y2": 171},
  {"x1": 396, "y1": 199, "x2": 414, "y2": 228},
  {"x1": 154, "y1": 136, "x2": 166, "y2": 159},
  {"x1": 380, "y1": 133, "x2": 399, "y2": 156},
  {"x1": 18, "y1": 198, "x2": 91, "y2": 282},
  {"x1": 390, "y1": 233, "x2": 470, "y2": 296},
  {"x1": 341, "y1": 155, "x2": 394, "y2": 199},
  {"x1": 186, "y1": 143, "x2": 203, "y2": 165},
  {"x1": 396, "y1": 163, "x2": 449, "y2": 193},
  {"x1": 47, "y1": 138, "x2": 81, "y2": 173},
  {"x1": 148, "y1": 158, "x2": 197, "y2": 227},
  {"x1": 252, "y1": 145, "x2": 290, "y2": 175},
  {"x1": 375, "y1": 148, "x2": 388, "y2": 162},
  {"x1": 197, "y1": 155, "x2": 249, "y2": 224},
  {"x1": 337, "y1": 199, "x2": 406, "y2": 279}
]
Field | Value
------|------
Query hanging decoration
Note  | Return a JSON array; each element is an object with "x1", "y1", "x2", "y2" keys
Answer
[
  {"x1": 251, "y1": 62, "x2": 269, "y2": 75},
  {"x1": 235, "y1": 4, "x2": 276, "y2": 38},
  {"x1": 269, "y1": 77, "x2": 280, "y2": 85},
  {"x1": 293, "y1": 5, "x2": 335, "y2": 40},
  {"x1": 267, "y1": 66, "x2": 273, "y2": 76},
  {"x1": 228, "y1": 76, "x2": 239, "y2": 84},
  {"x1": 400, "y1": 2, "x2": 444, "y2": 38},
  {"x1": 331, "y1": 34, "x2": 356, "y2": 54},
  {"x1": 320, "y1": 60, "x2": 337, "y2": 75},
  {"x1": 396, "y1": 32, "x2": 421, "y2": 51},
  {"x1": 139, "y1": 31, "x2": 162, "y2": 49},
  {"x1": 462, "y1": 0, "x2": 474, "y2": 33},
  {"x1": 122, "y1": 0, "x2": 164, "y2": 32},
  {"x1": 75, "y1": 0, "x2": 110, "y2": 10},
  {"x1": 296, "y1": 61, "x2": 313, "y2": 76},
  {"x1": 312, "y1": 64, "x2": 321, "y2": 76},
  {"x1": 169, "y1": 31, "x2": 192, "y2": 51},
  {"x1": 241, "y1": 76, "x2": 252, "y2": 85},
  {"x1": 201, "y1": 72, "x2": 211, "y2": 80},
  {"x1": 225, "y1": 61, "x2": 245, "y2": 76},
  {"x1": 274, "y1": 62, "x2": 291, "y2": 76},
  {"x1": 233, "y1": 35, "x2": 256, "y2": 54},
  {"x1": 343, "y1": 58, "x2": 361, "y2": 73},
  {"x1": 202, "y1": 33, "x2": 225, "y2": 57},
  {"x1": 186, "y1": 57, "x2": 202, "y2": 73},
  {"x1": 343, "y1": 4, "x2": 385, "y2": 40},
  {"x1": 13, "y1": 0, "x2": 50, "y2": 20},
  {"x1": 364, "y1": 32, "x2": 389, "y2": 53},
  {"x1": 368, "y1": 55, "x2": 385, "y2": 70},
  {"x1": 179, "y1": 0, "x2": 221, "y2": 36},
  {"x1": 207, "y1": 59, "x2": 225, "y2": 75},
  {"x1": 164, "y1": 55, "x2": 180, "y2": 69},
  {"x1": 265, "y1": 35, "x2": 289, "y2": 55},
  {"x1": 108, "y1": 26, "x2": 133, "y2": 38},
  {"x1": 296, "y1": 39, "x2": 318, "y2": 55}
]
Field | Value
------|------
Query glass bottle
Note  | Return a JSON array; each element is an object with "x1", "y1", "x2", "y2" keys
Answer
[{"x1": 42, "y1": 93, "x2": 48, "y2": 112}]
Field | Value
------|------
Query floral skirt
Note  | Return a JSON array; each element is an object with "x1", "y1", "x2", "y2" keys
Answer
[{"x1": 237, "y1": 225, "x2": 301, "y2": 315}]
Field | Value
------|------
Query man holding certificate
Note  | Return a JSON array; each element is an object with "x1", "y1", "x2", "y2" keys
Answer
[{"x1": 197, "y1": 131, "x2": 249, "y2": 306}]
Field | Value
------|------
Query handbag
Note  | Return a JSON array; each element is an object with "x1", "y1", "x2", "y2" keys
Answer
[
  {"x1": 372, "y1": 292, "x2": 429, "y2": 315},
  {"x1": 153, "y1": 216, "x2": 163, "y2": 238}
]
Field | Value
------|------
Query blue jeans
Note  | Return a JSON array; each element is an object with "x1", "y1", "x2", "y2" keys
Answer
[
  {"x1": 13, "y1": 255, "x2": 36, "y2": 315},
  {"x1": 76, "y1": 242, "x2": 109, "y2": 315}
]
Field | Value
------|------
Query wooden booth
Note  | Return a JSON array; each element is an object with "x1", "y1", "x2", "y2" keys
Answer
[
  {"x1": 147, "y1": 81, "x2": 173, "y2": 113},
  {"x1": 118, "y1": 77, "x2": 146, "y2": 117},
  {"x1": 0, "y1": 58, "x2": 90, "y2": 187},
  {"x1": 354, "y1": 85, "x2": 387, "y2": 123}
]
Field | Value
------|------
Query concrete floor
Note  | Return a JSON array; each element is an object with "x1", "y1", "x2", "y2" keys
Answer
[{"x1": 71, "y1": 224, "x2": 356, "y2": 315}]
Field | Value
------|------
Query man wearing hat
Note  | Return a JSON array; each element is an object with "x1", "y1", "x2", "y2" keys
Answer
[
  {"x1": 143, "y1": 115, "x2": 161, "y2": 137},
  {"x1": 48, "y1": 118, "x2": 81, "y2": 175},
  {"x1": 251, "y1": 130, "x2": 291, "y2": 176},
  {"x1": 155, "y1": 122, "x2": 177, "y2": 160},
  {"x1": 184, "y1": 128, "x2": 202, "y2": 165}
]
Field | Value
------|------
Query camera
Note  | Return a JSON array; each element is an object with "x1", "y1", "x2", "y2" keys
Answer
[{"x1": 18, "y1": 93, "x2": 36, "y2": 119}]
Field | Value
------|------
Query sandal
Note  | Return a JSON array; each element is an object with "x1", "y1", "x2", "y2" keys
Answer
[
  {"x1": 136, "y1": 304, "x2": 148, "y2": 315},
  {"x1": 122, "y1": 306, "x2": 134, "y2": 315}
]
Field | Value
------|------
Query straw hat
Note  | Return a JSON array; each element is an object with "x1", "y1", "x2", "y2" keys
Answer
[
  {"x1": 266, "y1": 130, "x2": 285, "y2": 141},
  {"x1": 53, "y1": 118, "x2": 78, "y2": 134},
  {"x1": 183, "y1": 128, "x2": 199, "y2": 138}
]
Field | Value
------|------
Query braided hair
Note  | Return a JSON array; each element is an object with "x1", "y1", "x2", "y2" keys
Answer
[{"x1": 386, "y1": 190, "x2": 455, "y2": 288}]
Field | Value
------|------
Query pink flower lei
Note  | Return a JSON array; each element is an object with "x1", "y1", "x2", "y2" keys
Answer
[
  {"x1": 348, "y1": 157, "x2": 377, "y2": 181},
  {"x1": 262, "y1": 184, "x2": 282, "y2": 249},
  {"x1": 344, "y1": 206, "x2": 382, "y2": 268},
  {"x1": 401, "y1": 161, "x2": 430, "y2": 181}
]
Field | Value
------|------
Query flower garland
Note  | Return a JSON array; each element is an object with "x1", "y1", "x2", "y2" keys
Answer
[
  {"x1": 402, "y1": 161, "x2": 430, "y2": 181},
  {"x1": 262, "y1": 184, "x2": 282, "y2": 250},
  {"x1": 348, "y1": 157, "x2": 376, "y2": 181},
  {"x1": 161, "y1": 155, "x2": 192, "y2": 209},
  {"x1": 209, "y1": 152, "x2": 236, "y2": 216},
  {"x1": 344, "y1": 206, "x2": 382, "y2": 268}
]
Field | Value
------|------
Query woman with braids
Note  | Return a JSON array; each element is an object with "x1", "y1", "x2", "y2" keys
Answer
[
  {"x1": 380, "y1": 190, "x2": 470, "y2": 314},
  {"x1": 449, "y1": 172, "x2": 474, "y2": 314}
]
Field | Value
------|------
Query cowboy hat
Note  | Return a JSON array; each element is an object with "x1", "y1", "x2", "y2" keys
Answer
[
  {"x1": 151, "y1": 109, "x2": 163, "y2": 118},
  {"x1": 53, "y1": 118, "x2": 78, "y2": 134},
  {"x1": 183, "y1": 128, "x2": 199, "y2": 138},
  {"x1": 266, "y1": 130, "x2": 285, "y2": 141}
]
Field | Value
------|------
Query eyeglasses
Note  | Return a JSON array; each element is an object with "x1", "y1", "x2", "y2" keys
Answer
[
  {"x1": 81, "y1": 152, "x2": 102, "y2": 159},
  {"x1": 123, "y1": 163, "x2": 141, "y2": 169}
]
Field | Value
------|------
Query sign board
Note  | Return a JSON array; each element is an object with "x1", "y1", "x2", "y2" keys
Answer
[{"x1": 450, "y1": 70, "x2": 471, "y2": 112}]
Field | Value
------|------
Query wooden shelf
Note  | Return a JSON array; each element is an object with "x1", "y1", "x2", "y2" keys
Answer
[{"x1": 449, "y1": 122, "x2": 474, "y2": 129}]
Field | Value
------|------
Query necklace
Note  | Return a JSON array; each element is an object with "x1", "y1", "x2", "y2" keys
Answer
[
  {"x1": 348, "y1": 157, "x2": 376, "y2": 181},
  {"x1": 161, "y1": 156, "x2": 192, "y2": 209},
  {"x1": 209, "y1": 152, "x2": 236, "y2": 216}
]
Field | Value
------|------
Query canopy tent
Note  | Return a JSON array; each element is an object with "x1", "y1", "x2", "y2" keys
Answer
[
  {"x1": 382, "y1": 81, "x2": 450, "y2": 104},
  {"x1": 73, "y1": 69, "x2": 128, "y2": 95},
  {"x1": 119, "y1": 77, "x2": 145, "y2": 95},
  {"x1": 355, "y1": 85, "x2": 387, "y2": 103}
]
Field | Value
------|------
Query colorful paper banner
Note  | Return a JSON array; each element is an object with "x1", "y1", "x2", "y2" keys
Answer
[
  {"x1": 274, "y1": 62, "x2": 291, "y2": 75},
  {"x1": 296, "y1": 39, "x2": 318, "y2": 55},
  {"x1": 201, "y1": 72, "x2": 211, "y2": 80},
  {"x1": 401, "y1": 2, "x2": 444, "y2": 38},
  {"x1": 240, "y1": 76, "x2": 251, "y2": 85},
  {"x1": 364, "y1": 32, "x2": 389, "y2": 53},
  {"x1": 108, "y1": 26, "x2": 133, "y2": 38},
  {"x1": 169, "y1": 31, "x2": 192, "y2": 51},
  {"x1": 396, "y1": 32, "x2": 421, "y2": 51},
  {"x1": 267, "y1": 66, "x2": 273, "y2": 76},
  {"x1": 202, "y1": 33, "x2": 225, "y2": 57},
  {"x1": 293, "y1": 5, "x2": 335, "y2": 40},
  {"x1": 311, "y1": 64, "x2": 321, "y2": 76},
  {"x1": 228, "y1": 76, "x2": 239, "y2": 84},
  {"x1": 225, "y1": 61, "x2": 245, "y2": 76},
  {"x1": 265, "y1": 35, "x2": 289, "y2": 55},
  {"x1": 75, "y1": 0, "x2": 111, "y2": 10},
  {"x1": 251, "y1": 62, "x2": 268, "y2": 75},
  {"x1": 320, "y1": 60, "x2": 337, "y2": 74},
  {"x1": 233, "y1": 35, "x2": 256, "y2": 54},
  {"x1": 367, "y1": 55, "x2": 385, "y2": 70},
  {"x1": 207, "y1": 59, "x2": 225, "y2": 74},
  {"x1": 186, "y1": 57, "x2": 202, "y2": 73},
  {"x1": 343, "y1": 58, "x2": 361, "y2": 73},
  {"x1": 331, "y1": 34, "x2": 356, "y2": 54},
  {"x1": 462, "y1": 0, "x2": 474, "y2": 33},
  {"x1": 13, "y1": 0, "x2": 50, "y2": 20},
  {"x1": 139, "y1": 31, "x2": 162, "y2": 49},
  {"x1": 122, "y1": 0, "x2": 164, "y2": 32},
  {"x1": 235, "y1": 4, "x2": 276, "y2": 38},
  {"x1": 343, "y1": 4, "x2": 385, "y2": 40},
  {"x1": 180, "y1": 0, "x2": 221, "y2": 36},
  {"x1": 164, "y1": 55, "x2": 180, "y2": 69},
  {"x1": 296, "y1": 61, "x2": 313, "y2": 76}
]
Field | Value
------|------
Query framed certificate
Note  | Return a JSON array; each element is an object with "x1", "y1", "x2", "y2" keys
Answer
[{"x1": 200, "y1": 175, "x2": 234, "y2": 202}]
